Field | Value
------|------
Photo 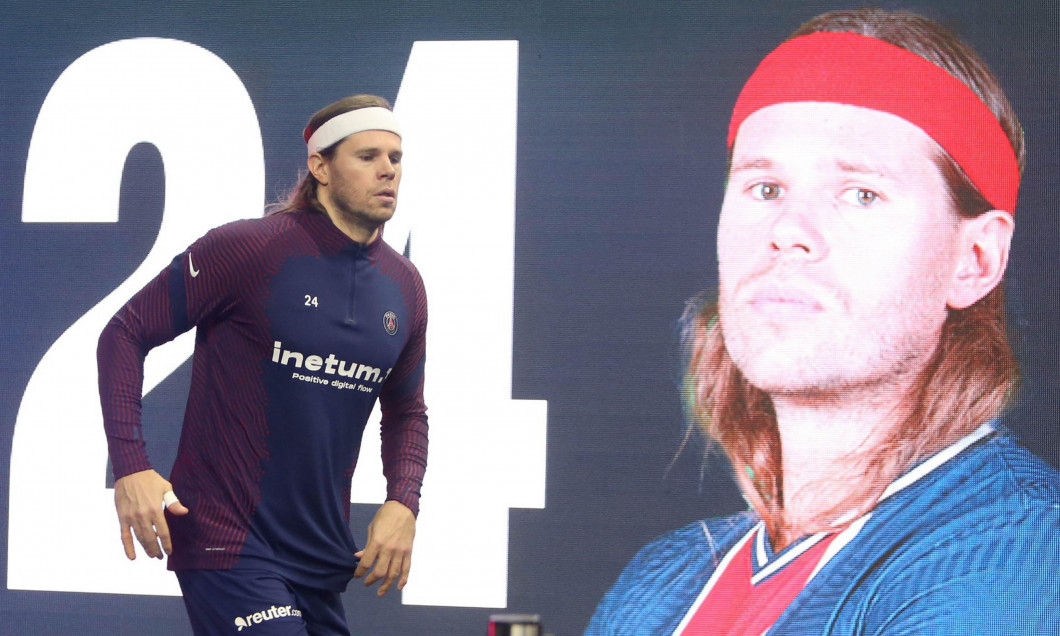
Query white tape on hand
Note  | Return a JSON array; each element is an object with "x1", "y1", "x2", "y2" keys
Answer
[{"x1": 162, "y1": 490, "x2": 179, "y2": 509}]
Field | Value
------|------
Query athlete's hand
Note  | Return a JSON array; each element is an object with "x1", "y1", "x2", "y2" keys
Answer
[
  {"x1": 354, "y1": 500, "x2": 416, "y2": 596},
  {"x1": 114, "y1": 469, "x2": 189, "y2": 560}
]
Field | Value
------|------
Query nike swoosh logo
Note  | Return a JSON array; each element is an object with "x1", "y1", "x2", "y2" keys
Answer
[{"x1": 189, "y1": 253, "x2": 200, "y2": 278}]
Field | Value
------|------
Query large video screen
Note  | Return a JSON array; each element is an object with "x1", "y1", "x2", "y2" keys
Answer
[{"x1": 2, "y1": 1, "x2": 1056, "y2": 634}]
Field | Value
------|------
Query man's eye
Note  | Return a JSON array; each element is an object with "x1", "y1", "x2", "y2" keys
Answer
[
  {"x1": 751, "y1": 183, "x2": 783, "y2": 200},
  {"x1": 841, "y1": 188, "x2": 880, "y2": 207}
]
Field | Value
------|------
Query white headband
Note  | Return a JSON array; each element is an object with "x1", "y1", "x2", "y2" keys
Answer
[{"x1": 305, "y1": 107, "x2": 402, "y2": 156}]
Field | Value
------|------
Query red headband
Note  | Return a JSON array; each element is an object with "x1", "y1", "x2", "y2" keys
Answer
[{"x1": 728, "y1": 31, "x2": 1019, "y2": 213}]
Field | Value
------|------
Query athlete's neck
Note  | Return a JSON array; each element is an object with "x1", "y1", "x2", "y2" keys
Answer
[
  {"x1": 769, "y1": 377, "x2": 913, "y2": 549},
  {"x1": 320, "y1": 205, "x2": 380, "y2": 244}
]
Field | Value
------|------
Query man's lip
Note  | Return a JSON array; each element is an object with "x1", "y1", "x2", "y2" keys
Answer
[
  {"x1": 375, "y1": 189, "x2": 396, "y2": 199},
  {"x1": 745, "y1": 282, "x2": 826, "y2": 312}
]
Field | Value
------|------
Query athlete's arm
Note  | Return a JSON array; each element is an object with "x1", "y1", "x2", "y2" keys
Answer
[
  {"x1": 375, "y1": 269, "x2": 429, "y2": 517},
  {"x1": 98, "y1": 224, "x2": 245, "y2": 559},
  {"x1": 99, "y1": 257, "x2": 193, "y2": 559},
  {"x1": 356, "y1": 267, "x2": 428, "y2": 595}
]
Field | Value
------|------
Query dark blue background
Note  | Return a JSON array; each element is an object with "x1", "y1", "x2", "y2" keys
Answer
[{"x1": 2, "y1": 1, "x2": 1056, "y2": 634}]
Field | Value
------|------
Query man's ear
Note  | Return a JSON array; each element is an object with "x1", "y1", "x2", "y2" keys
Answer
[
  {"x1": 307, "y1": 153, "x2": 328, "y2": 186},
  {"x1": 947, "y1": 210, "x2": 1014, "y2": 310}
]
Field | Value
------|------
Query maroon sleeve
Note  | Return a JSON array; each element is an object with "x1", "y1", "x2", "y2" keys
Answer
[
  {"x1": 97, "y1": 259, "x2": 184, "y2": 479},
  {"x1": 378, "y1": 266, "x2": 429, "y2": 516},
  {"x1": 97, "y1": 225, "x2": 247, "y2": 480}
]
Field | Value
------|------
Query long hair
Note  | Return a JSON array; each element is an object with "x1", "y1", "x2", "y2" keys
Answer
[
  {"x1": 265, "y1": 94, "x2": 393, "y2": 216},
  {"x1": 684, "y1": 8, "x2": 1023, "y2": 544}
]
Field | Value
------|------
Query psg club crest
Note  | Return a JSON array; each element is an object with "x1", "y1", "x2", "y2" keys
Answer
[{"x1": 383, "y1": 311, "x2": 399, "y2": 335}]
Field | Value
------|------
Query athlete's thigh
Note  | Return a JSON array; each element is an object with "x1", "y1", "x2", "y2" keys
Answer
[
  {"x1": 289, "y1": 581, "x2": 350, "y2": 636},
  {"x1": 176, "y1": 568, "x2": 308, "y2": 635}
]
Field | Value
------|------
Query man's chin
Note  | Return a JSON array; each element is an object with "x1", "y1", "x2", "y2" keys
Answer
[
  {"x1": 725, "y1": 338, "x2": 839, "y2": 393},
  {"x1": 338, "y1": 206, "x2": 395, "y2": 231},
  {"x1": 738, "y1": 361, "x2": 820, "y2": 394},
  {"x1": 370, "y1": 206, "x2": 397, "y2": 224}
]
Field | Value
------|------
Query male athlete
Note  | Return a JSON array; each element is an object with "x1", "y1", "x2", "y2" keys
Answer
[
  {"x1": 99, "y1": 95, "x2": 427, "y2": 635},
  {"x1": 586, "y1": 9, "x2": 1059, "y2": 635}
]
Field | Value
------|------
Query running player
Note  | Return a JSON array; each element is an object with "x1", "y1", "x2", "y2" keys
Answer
[{"x1": 100, "y1": 95, "x2": 428, "y2": 635}]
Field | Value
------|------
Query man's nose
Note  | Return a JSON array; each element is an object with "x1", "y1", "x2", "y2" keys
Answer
[
  {"x1": 768, "y1": 195, "x2": 828, "y2": 261},
  {"x1": 378, "y1": 157, "x2": 396, "y2": 179}
]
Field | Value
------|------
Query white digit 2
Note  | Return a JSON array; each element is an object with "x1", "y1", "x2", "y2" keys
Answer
[{"x1": 8, "y1": 38, "x2": 264, "y2": 595}]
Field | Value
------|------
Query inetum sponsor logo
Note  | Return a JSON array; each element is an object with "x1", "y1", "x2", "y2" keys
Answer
[
  {"x1": 234, "y1": 605, "x2": 302, "y2": 631},
  {"x1": 271, "y1": 341, "x2": 390, "y2": 384}
]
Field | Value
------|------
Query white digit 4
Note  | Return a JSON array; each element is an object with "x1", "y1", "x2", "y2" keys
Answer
[
  {"x1": 8, "y1": 38, "x2": 264, "y2": 595},
  {"x1": 349, "y1": 40, "x2": 548, "y2": 608}
]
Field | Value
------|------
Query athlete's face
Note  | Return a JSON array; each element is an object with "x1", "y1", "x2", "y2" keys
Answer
[
  {"x1": 717, "y1": 102, "x2": 965, "y2": 399},
  {"x1": 314, "y1": 129, "x2": 402, "y2": 240}
]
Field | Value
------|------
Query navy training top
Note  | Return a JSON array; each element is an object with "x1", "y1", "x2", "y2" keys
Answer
[{"x1": 98, "y1": 209, "x2": 428, "y2": 591}]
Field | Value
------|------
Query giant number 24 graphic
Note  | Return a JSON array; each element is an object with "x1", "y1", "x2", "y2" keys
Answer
[{"x1": 9, "y1": 37, "x2": 546, "y2": 609}]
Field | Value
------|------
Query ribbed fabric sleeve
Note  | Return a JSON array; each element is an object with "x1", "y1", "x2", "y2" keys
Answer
[
  {"x1": 376, "y1": 250, "x2": 429, "y2": 516},
  {"x1": 98, "y1": 265, "x2": 179, "y2": 479}
]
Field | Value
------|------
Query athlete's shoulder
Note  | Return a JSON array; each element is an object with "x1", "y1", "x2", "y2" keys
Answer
[
  {"x1": 188, "y1": 214, "x2": 278, "y2": 253},
  {"x1": 830, "y1": 430, "x2": 1060, "y2": 634},
  {"x1": 374, "y1": 237, "x2": 425, "y2": 282},
  {"x1": 629, "y1": 512, "x2": 755, "y2": 579},
  {"x1": 984, "y1": 428, "x2": 1060, "y2": 505},
  {"x1": 583, "y1": 512, "x2": 756, "y2": 635},
  {"x1": 869, "y1": 428, "x2": 1058, "y2": 550},
  {"x1": 966, "y1": 431, "x2": 1060, "y2": 556},
  {"x1": 923, "y1": 427, "x2": 1060, "y2": 527},
  {"x1": 188, "y1": 212, "x2": 311, "y2": 269},
  {"x1": 201, "y1": 212, "x2": 298, "y2": 245}
]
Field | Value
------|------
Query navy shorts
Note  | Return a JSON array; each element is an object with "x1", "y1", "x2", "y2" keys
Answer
[{"x1": 176, "y1": 568, "x2": 350, "y2": 636}]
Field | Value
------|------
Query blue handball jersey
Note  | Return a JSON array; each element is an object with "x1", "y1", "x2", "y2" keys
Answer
[
  {"x1": 585, "y1": 423, "x2": 1060, "y2": 635},
  {"x1": 98, "y1": 209, "x2": 428, "y2": 591}
]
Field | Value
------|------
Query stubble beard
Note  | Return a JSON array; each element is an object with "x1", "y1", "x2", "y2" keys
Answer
[
  {"x1": 331, "y1": 189, "x2": 396, "y2": 238},
  {"x1": 718, "y1": 289, "x2": 944, "y2": 406}
]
